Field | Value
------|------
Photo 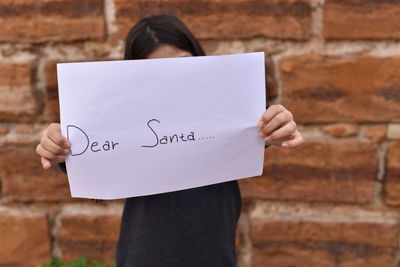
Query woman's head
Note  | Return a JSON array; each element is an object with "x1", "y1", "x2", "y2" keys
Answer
[{"x1": 124, "y1": 14, "x2": 206, "y2": 60}]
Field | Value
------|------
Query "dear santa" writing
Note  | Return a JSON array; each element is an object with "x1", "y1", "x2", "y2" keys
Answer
[{"x1": 67, "y1": 119, "x2": 215, "y2": 156}]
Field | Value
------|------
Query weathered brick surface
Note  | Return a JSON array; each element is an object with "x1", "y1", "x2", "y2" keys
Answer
[
  {"x1": 0, "y1": 214, "x2": 51, "y2": 266},
  {"x1": 252, "y1": 243, "x2": 395, "y2": 267},
  {"x1": 0, "y1": 125, "x2": 9, "y2": 135},
  {"x1": 44, "y1": 60, "x2": 63, "y2": 122},
  {"x1": 365, "y1": 125, "x2": 387, "y2": 143},
  {"x1": 384, "y1": 141, "x2": 400, "y2": 206},
  {"x1": 0, "y1": 145, "x2": 70, "y2": 201},
  {"x1": 324, "y1": 0, "x2": 400, "y2": 40},
  {"x1": 114, "y1": 0, "x2": 312, "y2": 41},
  {"x1": 266, "y1": 56, "x2": 278, "y2": 101},
  {"x1": 281, "y1": 55, "x2": 400, "y2": 123},
  {"x1": 0, "y1": 62, "x2": 39, "y2": 121},
  {"x1": 240, "y1": 140, "x2": 378, "y2": 203},
  {"x1": 250, "y1": 205, "x2": 400, "y2": 267},
  {"x1": 0, "y1": 0, "x2": 105, "y2": 43},
  {"x1": 251, "y1": 219, "x2": 399, "y2": 247},
  {"x1": 58, "y1": 215, "x2": 121, "y2": 262},
  {"x1": 322, "y1": 123, "x2": 358, "y2": 138}
]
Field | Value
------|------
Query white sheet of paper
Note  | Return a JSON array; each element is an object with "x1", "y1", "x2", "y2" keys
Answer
[{"x1": 57, "y1": 52, "x2": 266, "y2": 199}]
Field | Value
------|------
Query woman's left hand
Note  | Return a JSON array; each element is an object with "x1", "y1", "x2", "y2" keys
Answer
[{"x1": 258, "y1": 104, "x2": 303, "y2": 148}]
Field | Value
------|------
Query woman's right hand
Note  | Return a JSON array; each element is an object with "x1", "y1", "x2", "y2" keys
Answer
[{"x1": 36, "y1": 123, "x2": 70, "y2": 169}]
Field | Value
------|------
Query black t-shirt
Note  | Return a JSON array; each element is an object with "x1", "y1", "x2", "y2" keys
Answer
[{"x1": 59, "y1": 162, "x2": 241, "y2": 266}]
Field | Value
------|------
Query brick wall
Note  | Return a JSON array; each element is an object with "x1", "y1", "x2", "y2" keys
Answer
[{"x1": 0, "y1": 0, "x2": 399, "y2": 266}]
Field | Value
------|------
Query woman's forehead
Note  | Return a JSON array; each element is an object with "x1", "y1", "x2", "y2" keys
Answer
[{"x1": 147, "y1": 44, "x2": 192, "y2": 59}]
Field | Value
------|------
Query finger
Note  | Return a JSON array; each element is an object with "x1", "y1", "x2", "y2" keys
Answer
[
  {"x1": 260, "y1": 110, "x2": 293, "y2": 138},
  {"x1": 266, "y1": 131, "x2": 296, "y2": 146},
  {"x1": 282, "y1": 131, "x2": 304, "y2": 148},
  {"x1": 47, "y1": 123, "x2": 70, "y2": 148},
  {"x1": 258, "y1": 104, "x2": 286, "y2": 127},
  {"x1": 41, "y1": 156, "x2": 51, "y2": 169},
  {"x1": 36, "y1": 144, "x2": 66, "y2": 161},
  {"x1": 265, "y1": 121, "x2": 296, "y2": 142},
  {"x1": 41, "y1": 136, "x2": 69, "y2": 155}
]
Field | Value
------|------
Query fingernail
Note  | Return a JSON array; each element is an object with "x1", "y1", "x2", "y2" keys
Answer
[
  {"x1": 282, "y1": 143, "x2": 288, "y2": 148},
  {"x1": 64, "y1": 149, "x2": 69, "y2": 154},
  {"x1": 43, "y1": 162, "x2": 50, "y2": 169}
]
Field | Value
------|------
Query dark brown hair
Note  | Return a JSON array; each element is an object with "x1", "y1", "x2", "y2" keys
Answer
[{"x1": 124, "y1": 14, "x2": 206, "y2": 60}]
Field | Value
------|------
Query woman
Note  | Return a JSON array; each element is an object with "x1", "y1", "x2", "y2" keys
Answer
[{"x1": 36, "y1": 14, "x2": 303, "y2": 267}]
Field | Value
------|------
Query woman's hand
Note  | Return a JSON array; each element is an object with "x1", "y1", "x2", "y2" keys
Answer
[
  {"x1": 36, "y1": 123, "x2": 70, "y2": 169},
  {"x1": 258, "y1": 104, "x2": 303, "y2": 148}
]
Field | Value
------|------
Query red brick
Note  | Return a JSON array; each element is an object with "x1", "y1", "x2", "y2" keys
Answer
[
  {"x1": 324, "y1": 0, "x2": 400, "y2": 40},
  {"x1": 250, "y1": 207, "x2": 399, "y2": 267},
  {"x1": 384, "y1": 141, "x2": 400, "y2": 206},
  {"x1": 252, "y1": 244, "x2": 334, "y2": 267},
  {"x1": 281, "y1": 55, "x2": 400, "y2": 123},
  {"x1": 44, "y1": 60, "x2": 62, "y2": 122},
  {"x1": 0, "y1": 124, "x2": 9, "y2": 135},
  {"x1": 58, "y1": 214, "x2": 121, "y2": 262},
  {"x1": 252, "y1": 244, "x2": 395, "y2": 267},
  {"x1": 251, "y1": 220, "x2": 398, "y2": 247},
  {"x1": 114, "y1": 0, "x2": 311, "y2": 41},
  {"x1": 339, "y1": 252, "x2": 395, "y2": 267},
  {"x1": 322, "y1": 123, "x2": 358, "y2": 138},
  {"x1": 0, "y1": 62, "x2": 39, "y2": 120},
  {"x1": 364, "y1": 125, "x2": 387, "y2": 143},
  {"x1": 0, "y1": 145, "x2": 71, "y2": 201},
  {"x1": 0, "y1": 214, "x2": 51, "y2": 266},
  {"x1": 0, "y1": 62, "x2": 32, "y2": 85},
  {"x1": 266, "y1": 56, "x2": 278, "y2": 101},
  {"x1": 0, "y1": 0, "x2": 105, "y2": 43},
  {"x1": 239, "y1": 140, "x2": 378, "y2": 203}
]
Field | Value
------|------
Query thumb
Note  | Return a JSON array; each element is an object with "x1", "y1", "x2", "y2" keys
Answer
[{"x1": 41, "y1": 157, "x2": 51, "y2": 169}]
